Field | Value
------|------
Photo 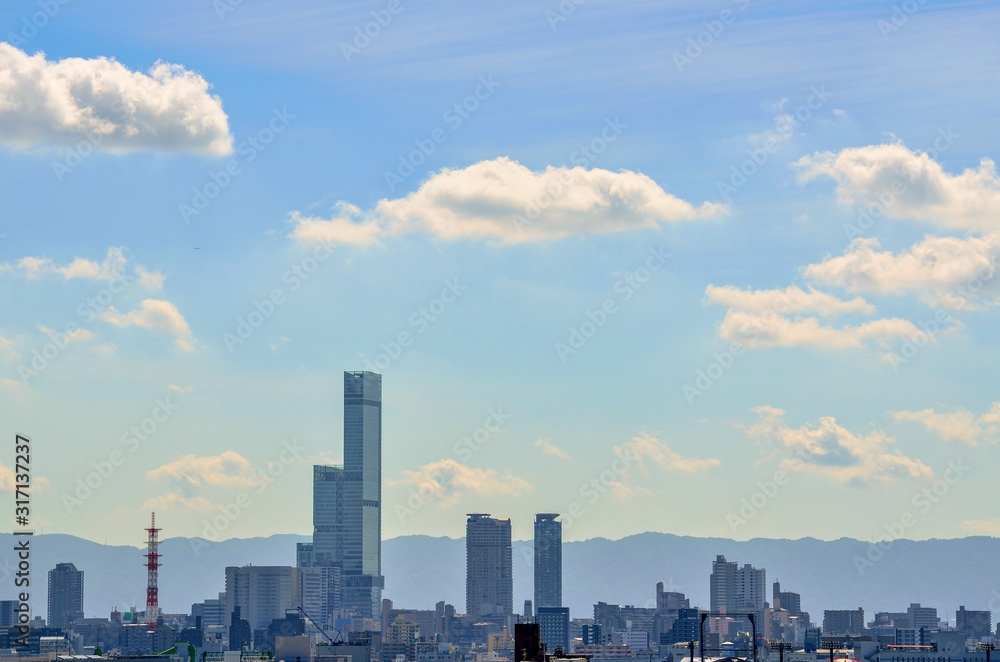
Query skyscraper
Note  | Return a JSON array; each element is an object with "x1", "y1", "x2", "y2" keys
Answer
[
  {"x1": 47, "y1": 562, "x2": 84, "y2": 629},
  {"x1": 710, "y1": 555, "x2": 765, "y2": 613},
  {"x1": 309, "y1": 371, "x2": 384, "y2": 619},
  {"x1": 533, "y1": 514, "x2": 562, "y2": 610},
  {"x1": 466, "y1": 514, "x2": 513, "y2": 617}
]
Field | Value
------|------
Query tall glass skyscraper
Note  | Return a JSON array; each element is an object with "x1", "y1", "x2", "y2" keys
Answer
[
  {"x1": 533, "y1": 513, "x2": 562, "y2": 610},
  {"x1": 310, "y1": 371, "x2": 384, "y2": 619}
]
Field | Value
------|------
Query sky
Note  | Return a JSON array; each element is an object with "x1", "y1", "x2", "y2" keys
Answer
[{"x1": 1, "y1": 0, "x2": 999, "y2": 550}]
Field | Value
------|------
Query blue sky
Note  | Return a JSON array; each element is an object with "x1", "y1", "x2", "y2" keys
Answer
[{"x1": 1, "y1": 0, "x2": 1000, "y2": 549}]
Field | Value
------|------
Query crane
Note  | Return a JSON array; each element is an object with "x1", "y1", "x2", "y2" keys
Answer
[{"x1": 296, "y1": 606, "x2": 344, "y2": 644}]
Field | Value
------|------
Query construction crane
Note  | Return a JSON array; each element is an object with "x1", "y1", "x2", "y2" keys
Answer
[{"x1": 295, "y1": 606, "x2": 344, "y2": 644}]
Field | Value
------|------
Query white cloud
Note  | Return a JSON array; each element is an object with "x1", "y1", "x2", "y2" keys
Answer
[
  {"x1": 167, "y1": 384, "x2": 195, "y2": 394},
  {"x1": 742, "y1": 406, "x2": 933, "y2": 485},
  {"x1": 0, "y1": 44, "x2": 232, "y2": 155},
  {"x1": 891, "y1": 403, "x2": 1000, "y2": 447},
  {"x1": 99, "y1": 299, "x2": 194, "y2": 351},
  {"x1": 288, "y1": 157, "x2": 727, "y2": 246},
  {"x1": 964, "y1": 519, "x2": 1000, "y2": 536},
  {"x1": 796, "y1": 142, "x2": 1000, "y2": 231},
  {"x1": 95, "y1": 342, "x2": 117, "y2": 358},
  {"x1": 392, "y1": 458, "x2": 533, "y2": 503},
  {"x1": 716, "y1": 309, "x2": 927, "y2": 349},
  {"x1": 705, "y1": 285, "x2": 875, "y2": 316},
  {"x1": 534, "y1": 438, "x2": 573, "y2": 462},
  {"x1": 288, "y1": 203, "x2": 383, "y2": 247},
  {"x1": 805, "y1": 235, "x2": 1000, "y2": 309},
  {"x1": 614, "y1": 431, "x2": 720, "y2": 474},
  {"x1": 2, "y1": 247, "x2": 163, "y2": 290},
  {"x1": 142, "y1": 490, "x2": 216, "y2": 512},
  {"x1": 38, "y1": 325, "x2": 92, "y2": 343},
  {"x1": 0, "y1": 336, "x2": 19, "y2": 362},
  {"x1": 0, "y1": 378, "x2": 25, "y2": 390},
  {"x1": 146, "y1": 451, "x2": 253, "y2": 488}
]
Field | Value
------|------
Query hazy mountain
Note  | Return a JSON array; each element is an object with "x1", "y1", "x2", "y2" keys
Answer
[{"x1": 4, "y1": 532, "x2": 998, "y2": 623}]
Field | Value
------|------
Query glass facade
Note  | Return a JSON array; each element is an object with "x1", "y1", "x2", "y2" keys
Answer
[
  {"x1": 466, "y1": 513, "x2": 513, "y2": 617},
  {"x1": 310, "y1": 371, "x2": 384, "y2": 619},
  {"x1": 533, "y1": 513, "x2": 562, "y2": 610}
]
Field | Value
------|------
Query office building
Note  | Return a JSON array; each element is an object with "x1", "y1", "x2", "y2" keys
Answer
[
  {"x1": 710, "y1": 555, "x2": 765, "y2": 613},
  {"x1": 466, "y1": 514, "x2": 513, "y2": 617},
  {"x1": 309, "y1": 371, "x2": 385, "y2": 619},
  {"x1": 47, "y1": 563, "x2": 84, "y2": 629},
  {"x1": 957, "y1": 606, "x2": 991, "y2": 640},
  {"x1": 823, "y1": 608, "x2": 864, "y2": 635},
  {"x1": 537, "y1": 606, "x2": 570, "y2": 654},
  {"x1": 907, "y1": 604, "x2": 939, "y2": 630},
  {"x1": 224, "y1": 566, "x2": 299, "y2": 630},
  {"x1": 534, "y1": 514, "x2": 562, "y2": 611}
]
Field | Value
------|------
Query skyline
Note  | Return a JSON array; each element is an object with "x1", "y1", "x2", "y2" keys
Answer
[{"x1": 2, "y1": 0, "x2": 1000, "y2": 548}]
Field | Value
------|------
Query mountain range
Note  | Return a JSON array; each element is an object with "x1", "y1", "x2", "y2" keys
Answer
[{"x1": 4, "y1": 532, "x2": 998, "y2": 624}]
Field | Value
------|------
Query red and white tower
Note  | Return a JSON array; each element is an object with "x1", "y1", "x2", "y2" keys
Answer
[{"x1": 144, "y1": 512, "x2": 161, "y2": 627}]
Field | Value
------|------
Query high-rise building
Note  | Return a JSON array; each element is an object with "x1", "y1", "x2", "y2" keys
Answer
[
  {"x1": 0, "y1": 600, "x2": 16, "y2": 628},
  {"x1": 309, "y1": 371, "x2": 385, "y2": 619},
  {"x1": 957, "y1": 606, "x2": 992, "y2": 640},
  {"x1": 710, "y1": 555, "x2": 765, "y2": 613},
  {"x1": 537, "y1": 606, "x2": 570, "y2": 654},
  {"x1": 466, "y1": 513, "x2": 513, "y2": 617},
  {"x1": 534, "y1": 514, "x2": 562, "y2": 611},
  {"x1": 907, "y1": 603, "x2": 938, "y2": 630},
  {"x1": 224, "y1": 566, "x2": 300, "y2": 630},
  {"x1": 47, "y1": 562, "x2": 84, "y2": 629},
  {"x1": 823, "y1": 608, "x2": 864, "y2": 635}
]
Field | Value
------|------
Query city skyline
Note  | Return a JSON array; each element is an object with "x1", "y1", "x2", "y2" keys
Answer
[{"x1": 2, "y1": 0, "x2": 999, "y2": 550}]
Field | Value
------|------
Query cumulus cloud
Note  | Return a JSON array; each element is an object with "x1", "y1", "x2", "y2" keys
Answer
[
  {"x1": 742, "y1": 406, "x2": 933, "y2": 484},
  {"x1": 795, "y1": 142, "x2": 1000, "y2": 231},
  {"x1": 146, "y1": 450, "x2": 253, "y2": 488},
  {"x1": 0, "y1": 378, "x2": 25, "y2": 390},
  {"x1": 392, "y1": 458, "x2": 532, "y2": 505},
  {"x1": 288, "y1": 203, "x2": 383, "y2": 247},
  {"x1": 891, "y1": 403, "x2": 1000, "y2": 446},
  {"x1": 805, "y1": 236, "x2": 1000, "y2": 309},
  {"x1": 0, "y1": 44, "x2": 232, "y2": 155},
  {"x1": 535, "y1": 438, "x2": 573, "y2": 462},
  {"x1": 99, "y1": 299, "x2": 194, "y2": 351},
  {"x1": 717, "y1": 309, "x2": 927, "y2": 350},
  {"x1": 1, "y1": 247, "x2": 163, "y2": 290},
  {"x1": 614, "y1": 431, "x2": 720, "y2": 474},
  {"x1": 168, "y1": 384, "x2": 195, "y2": 394},
  {"x1": 288, "y1": 157, "x2": 726, "y2": 245},
  {"x1": 705, "y1": 285, "x2": 875, "y2": 316}
]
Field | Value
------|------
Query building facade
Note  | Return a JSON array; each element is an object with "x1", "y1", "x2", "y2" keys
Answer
[
  {"x1": 47, "y1": 563, "x2": 84, "y2": 629},
  {"x1": 224, "y1": 565, "x2": 299, "y2": 630},
  {"x1": 309, "y1": 371, "x2": 385, "y2": 619},
  {"x1": 537, "y1": 606, "x2": 570, "y2": 654},
  {"x1": 534, "y1": 514, "x2": 562, "y2": 611},
  {"x1": 466, "y1": 514, "x2": 513, "y2": 617}
]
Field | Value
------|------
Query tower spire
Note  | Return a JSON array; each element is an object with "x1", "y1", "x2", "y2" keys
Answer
[{"x1": 144, "y1": 512, "x2": 161, "y2": 627}]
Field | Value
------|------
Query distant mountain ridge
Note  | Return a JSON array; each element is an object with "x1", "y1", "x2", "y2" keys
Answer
[{"x1": 3, "y1": 532, "x2": 998, "y2": 623}]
